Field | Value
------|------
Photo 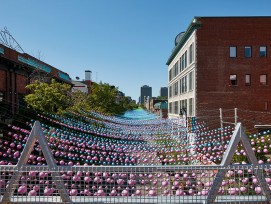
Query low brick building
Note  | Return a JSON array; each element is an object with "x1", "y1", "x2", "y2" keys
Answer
[
  {"x1": 166, "y1": 16, "x2": 271, "y2": 130},
  {"x1": 0, "y1": 44, "x2": 72, "y2": 120}
]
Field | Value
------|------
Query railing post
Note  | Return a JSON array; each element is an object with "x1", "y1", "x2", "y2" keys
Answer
[{"x1": 234, "y1": 108, "x2": 238, "y2": 126}]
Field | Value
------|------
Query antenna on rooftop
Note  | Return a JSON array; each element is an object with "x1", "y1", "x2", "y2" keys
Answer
[{"x1": 0, "y1": 27, "x2": 25, "y2": 53}]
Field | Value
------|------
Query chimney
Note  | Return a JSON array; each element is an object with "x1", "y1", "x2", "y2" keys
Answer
[{"x1": 85, "y1": 70, "x2": 92, "y2": 94}]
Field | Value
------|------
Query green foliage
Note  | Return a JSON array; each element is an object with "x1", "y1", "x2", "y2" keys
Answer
[
  {"x1": 25, "y1": 79, "x2": 71, "y2": 114},
  {"x1": 157, "y1": 96, "x2": 168, "y2": 100},
  {"x1": 24, "y1": 80, "x2": 138, "y2": 116},
  {"x1": 90, "y1": 82, "x2": 138, "y2": 115},
  {"x1": 68, "y1": 91, "x2": 92, "y2": 113},
  {"x1": 89, "y1": 82, "x2": 119, "y2": 114}
]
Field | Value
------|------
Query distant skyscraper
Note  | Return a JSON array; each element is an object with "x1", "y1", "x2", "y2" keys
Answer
[
  {"x1": 140, "y1": 85, "x2": 152, "y2": 104},
  {"x1": 160, "y1": 87, "x2": 168, "y2": 97}
]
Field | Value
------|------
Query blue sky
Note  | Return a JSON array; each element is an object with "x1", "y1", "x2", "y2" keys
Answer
[{"x1": 1, "y1": 0, "x2": 271, "y2": 101}]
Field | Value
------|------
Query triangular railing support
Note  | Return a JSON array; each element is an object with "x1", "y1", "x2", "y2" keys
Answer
[
  {"x1": 207, "y1": 123, "x2": 271, "y2": 204},
  {"x1": 1, "y1": 121, "x2": 72, "y2": 204}
]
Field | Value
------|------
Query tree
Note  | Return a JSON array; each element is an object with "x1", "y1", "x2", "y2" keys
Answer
[
  {"x1": 68, "y1": 91, "x2": 92, "y2": 113},
  {"x1": 90, "y1": 82, "x2": 119, "y2": 114},
  {"x1": 89, "y1": 82, "x2": 138, "y2": 115},
  {"x1": 157, "y1": 96, "x2": 168, "y2": 100},
  {"x1": 25, "y1": 79, "x2": 71, "y2": 114}
]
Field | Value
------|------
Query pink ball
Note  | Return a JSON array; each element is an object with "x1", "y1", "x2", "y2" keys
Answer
[
  {"x1": 135, "y1": 190, "x2": 141, "y2": 196},
  {"x1": 44, "y1": 188, "x2": 52, "y2": 196},
  {"x1": 162, "y1": 181, "x2": 168, "y2": 187},
  {"x1": 70, "y1": 189, "x2": 78, "y2": 196},
  {"x1": 240, "y1": 186, "x2": 247, "y2": 193},
  {"x1": 121, "y1": 189, "x2": 129, "y2": 196},
  {"x1": 148, "y1": 189, "x2": 156, "y2": 196},
  {"x1": 228, "y1": 188, "x2": 236, "y2": 195},
  {"x1": 18, "y1": 185, "x2": 27, "y2": 194},
  {"x1": 28, "y1": 190, "x2": 37, "y2": 196},
  {"x1": 201, "y1": 189, "x2": 208, "y2": 196},
  {"x1": 176, "y1": 189, "x2": 184, "y2": 196},
  {"x1": 255, "y1": 187, "x2": 262, "y2": 194}
]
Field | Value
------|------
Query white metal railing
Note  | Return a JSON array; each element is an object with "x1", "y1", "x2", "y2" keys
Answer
[{"x1": 0, "y1": 121, "x2": 271, "y2": 204}]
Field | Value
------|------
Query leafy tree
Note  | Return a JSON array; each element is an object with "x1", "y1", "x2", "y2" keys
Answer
[
  {"x1": 25, "y1": 79, "x2": 71, "y2": 114},
  {"x1": 90, "y1": 82, "x2": 138, "y2": 115},
  {"x1": 90, "y1": 82, "x2": 119, "y2": 114},
  {"x1": 68, "y1": 91, "x2": 92, "y2": 113},
  {"x1": 157, "y1": 96, "x2": 168, "y2": 100}
]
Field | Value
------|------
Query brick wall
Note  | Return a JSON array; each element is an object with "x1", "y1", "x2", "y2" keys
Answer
[{"x1": 195, "y1": 17, "x2": 271, "y2": 130}]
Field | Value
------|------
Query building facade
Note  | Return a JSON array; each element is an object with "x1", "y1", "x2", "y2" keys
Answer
[
  {"x1": 0, "y1": 44, "x2": 72, "y2": 120},
  {"x1": 166, "y1": 16, "x2": 271, "y2": 129},
  {"x1": 140, "y1": 85, "x2": 152, "y2": 104},
  {"x1": 160, "y1": 87, "x2": 168, "y2": 97},
  {"x1": 72, "y1": 70, "x2": 92, "y2": 94}
]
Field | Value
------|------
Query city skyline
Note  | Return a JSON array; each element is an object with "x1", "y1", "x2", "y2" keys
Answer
[{"x1": 1, "y1": 0, "x2": 271, "y2": 100}]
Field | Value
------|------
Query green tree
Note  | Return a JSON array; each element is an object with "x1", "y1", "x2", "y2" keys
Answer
[
  {"x1": 157, "y1": 96, "x2": 168, "y2": 100},
  {"x1": 68, "y1": 91, "x2": 92, "y2": 113},
  {"x1": 25, "y1": 79, "x2": 71, "y2": 114},
  {"x1": 90, "y1": 82, "x2": 119, "y2": 114},
  {"x1": 90, "y1": 82, "x2": 138, "y2": 115}
]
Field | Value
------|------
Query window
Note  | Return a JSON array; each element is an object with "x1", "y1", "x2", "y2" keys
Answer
[
  {"x1": 230, "y1": 75, "x2": 237, "y2": 85},
  {"x1": 245, "y1": 46, "x2": 252, "y2": 58},
  {"x1": 245, "y1": 74, "x2": 251, "y2": 86},
  {"x1": 260, "y1": 46, "x2": 267, "y2": 57},
  {"x1": 260, "y1": 74, "x2": 267, "y2": 85},
  {"x1": 230, "y1": 46, "x2": 237, "y2": 58},
  {"x1": 174, "y1": 81, "x2": 178, "y2": 96},
  {"x1": 174, "y1": 62, "x2": 179, "y2": 77},
  {"x1": 0, "y1": 92, "x2": 3, "y2": 102},
  {"x1": 189, "y1": 71, "x2": 194, "y2": 91},
  {"x1": 169, "y1": 102, "x2": 172, "y2": 114},
  {"x1": 180, "y1": 99, "x2": 187, "y2": 114},
  {"x1": 169, "y1": 69, "x2": 172, "y2": 82},
  {"x1": 169, "y1": 86, "x2": 172, "y2": 98},
  {"x1": 189, "y1": 98, "x2": 194, "y2": 116},
  {"x1": 174, "y1": 101, "x2": 178, "y2": 114},
  {"x1": 181, "y1": 51, "x2": 187, "y2": 71},
  {"x1": 189, "y1": 43, "x2": 194, "y2": 63},
  {"x1": 0, "y1": 92, "x2": 5, "y2": 114},
  {"x1": 184, "y1": 51, "x2": 187, "y2": 68},
  {"x1": 181, "y1": 75, "x2": 187, "y2": 93}
]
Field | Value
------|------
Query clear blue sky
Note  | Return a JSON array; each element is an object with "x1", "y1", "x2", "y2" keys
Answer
[{"x1": 1, "y1": 0, "x2": 271, "y2": 101}]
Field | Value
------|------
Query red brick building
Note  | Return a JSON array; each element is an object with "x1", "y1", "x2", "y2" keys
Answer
[
  {"x1": 0, "y1": 44, "x2": 72, "y2": 120},
  {"x1": 166, "y1": 17, "x2": 271, "y2": 130}
]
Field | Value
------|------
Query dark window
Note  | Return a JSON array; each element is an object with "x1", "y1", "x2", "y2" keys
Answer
[
  {"x1": 181, "y1": 51, "x2": 188, "y2": 71},
  {"x1": 174, "y1": 101, "x2": 178, "y2": 114},
  {"x1": 184, "y1": 51, "x2": 187, "y2": 68},
  {"x1": 260, "y1": 74, "x2": 267, "y2": 85},
  {"x1": 230, "y1": 75, "x2": 237, "y2": 85},
  {"x1": 169, "y1": 86, "x2": 172, "y2": 98},
  {"x1": 245, "y1": 74, "x2": 251, "y2": 86},
  {"x1": 189, "y1": 43, "x2": 194, "y2": 63},
  {"x1": 181, "y1": 75, "x2": 187, "y2": 93},
  {"x1": 174, "y1": 62, "x2": 179, "y2": 77},
  {"x1": 0, "y1": 92, "x2": 5, "y2": 115},
  {"x1": 0, "y1": 92, "x2": 3, "y2": 102},
  {"x1": 174, "y1": 81, "x2": 178, "y2": 96},
  {"x1": 189, "y1": 71, "x2": 193, "y2": 91},
  {"x1": 260, "y1": 46, "x2": 267, "y2": 57},
  {"x1": 245, "y1": 46, "x2": 252, "y2": 58},
  {"x1": 230, "y1": 46, "x2": 237, "y2": 58}
]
